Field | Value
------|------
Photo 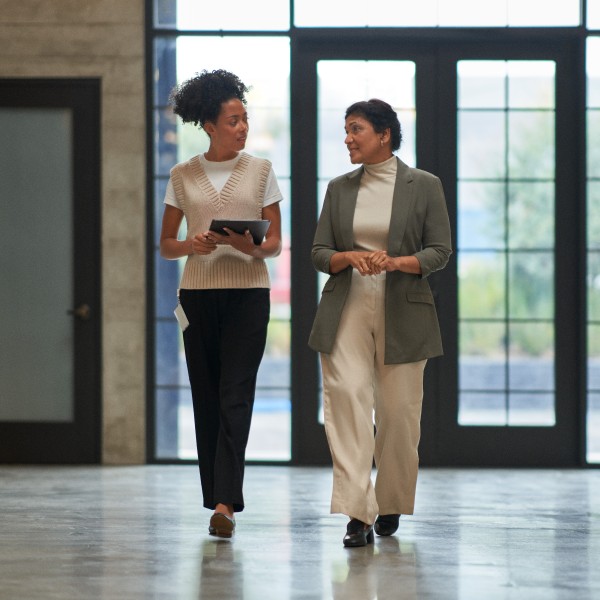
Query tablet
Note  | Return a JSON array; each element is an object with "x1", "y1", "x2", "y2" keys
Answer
[{"x1": 209, "y1": 219, "x2": 271, "y2": 245}]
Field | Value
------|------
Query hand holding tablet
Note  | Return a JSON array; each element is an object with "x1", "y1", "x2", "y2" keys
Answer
[{"x1": 209, "y1": 219, "x2": 271, "y2": 245}]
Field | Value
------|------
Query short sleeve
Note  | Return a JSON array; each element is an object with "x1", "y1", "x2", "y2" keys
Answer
[
  {"x1": 263, "y1": 168, "x2": 283, "y2": 208},
  {"x1": 163, "y1": 179, "x2": 181, "y2": 209}
]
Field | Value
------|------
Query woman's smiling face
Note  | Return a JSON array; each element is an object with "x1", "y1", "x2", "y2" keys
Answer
[{"x1": 344, "y1": 114, "x2": 391, "y2": 165}]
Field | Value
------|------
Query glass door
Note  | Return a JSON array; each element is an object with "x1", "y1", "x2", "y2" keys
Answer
[
  {"x1": 291, "y1": 33, "x2": 585, "y2": 466},
  {"x1": 435, "y1": 40, "x2": 584, "y2": 466}
]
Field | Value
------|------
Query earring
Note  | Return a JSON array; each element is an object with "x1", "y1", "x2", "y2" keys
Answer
[{"x1": 380, "y1": 139, "x2": 384, "y2": 147}]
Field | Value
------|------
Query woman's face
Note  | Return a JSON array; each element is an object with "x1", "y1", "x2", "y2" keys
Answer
[
  {"x1": 204, "y1": 98, "x2": 249, "y2": 155},
  {"x1": 344, "y1": 114, "x2": 391, "y2": 165}
]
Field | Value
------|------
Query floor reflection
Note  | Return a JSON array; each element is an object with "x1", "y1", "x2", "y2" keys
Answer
[
  {"x1": 197, "y1": 539, "x2": 244, "y2": 599},
  {"x1": 330, "y1": 537, "x2": 418, "y2": 600}
]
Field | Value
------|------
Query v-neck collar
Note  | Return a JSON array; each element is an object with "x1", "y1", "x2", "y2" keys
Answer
[{"x1": 188, "y1": 152, "x2": 251, "y2": 212}]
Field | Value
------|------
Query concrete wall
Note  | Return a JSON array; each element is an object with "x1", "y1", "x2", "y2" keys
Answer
[{"x1": 0, "y1": 0, "x2": 147, "y2": 463}]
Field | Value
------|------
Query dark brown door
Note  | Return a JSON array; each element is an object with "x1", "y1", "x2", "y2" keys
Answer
[{"x1": 0, "y1": 79, "x2": 102, "y2": 463}]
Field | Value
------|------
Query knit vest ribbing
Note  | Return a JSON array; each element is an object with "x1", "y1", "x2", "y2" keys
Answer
[{"x1": 170, "y1": 153, "x2": 271, "y2": 289}]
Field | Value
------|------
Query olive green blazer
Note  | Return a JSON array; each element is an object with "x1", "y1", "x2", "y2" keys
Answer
[{"x1": 309, "y1": 158, "x2": 452, "y2": 364}]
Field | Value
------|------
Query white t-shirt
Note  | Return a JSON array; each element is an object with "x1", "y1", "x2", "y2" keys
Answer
[{"x1": 164, "y1": 153, "x2": 283, "y2": 209}]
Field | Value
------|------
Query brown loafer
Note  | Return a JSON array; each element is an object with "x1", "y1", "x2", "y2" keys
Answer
[{"x1": 209, "y1": 512, "x2": 236, "y2": 538}]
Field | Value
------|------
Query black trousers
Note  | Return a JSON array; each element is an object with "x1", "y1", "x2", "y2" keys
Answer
[{"x1": 179, "y1": 288, "x2": 270, "y2": 513}]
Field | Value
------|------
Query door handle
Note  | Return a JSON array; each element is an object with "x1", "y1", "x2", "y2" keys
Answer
[{"x1": 67, "y1": 303, "x2": 91, "y2": 320}]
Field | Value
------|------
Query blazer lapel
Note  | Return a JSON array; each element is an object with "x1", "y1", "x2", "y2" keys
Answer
[
  {"x1": 338, "y1": 167, "x2": 362, "y2": 251},
  {"x1": 388, "y1": 158, "x2": 415, "y2": 254}
]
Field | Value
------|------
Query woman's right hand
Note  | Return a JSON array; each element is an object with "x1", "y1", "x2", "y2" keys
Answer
[
  {"x1": 331, "y1": 251, "x2": 382, "y2": 276},
  {"x1": 191, "y1": 233, "x2": 218, "y2": 255}
]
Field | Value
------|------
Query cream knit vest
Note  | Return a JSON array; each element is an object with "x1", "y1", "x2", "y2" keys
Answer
[{"x1": 170, "y1": 152, "x2": 271, "y2": 289}]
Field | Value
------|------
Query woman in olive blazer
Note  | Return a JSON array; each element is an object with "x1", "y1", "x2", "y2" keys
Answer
[{"x1": 309, "y1": 99, "x2": 451, "y2": 548}]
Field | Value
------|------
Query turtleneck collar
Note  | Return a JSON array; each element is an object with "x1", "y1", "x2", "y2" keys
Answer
[{"x1": 363, "y1": 154, "x2": 397, "y2": 178}]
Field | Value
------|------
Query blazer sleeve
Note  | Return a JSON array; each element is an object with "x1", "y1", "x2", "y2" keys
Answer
[
  {"x1": 311, "y1": 182, "x2": 338, "y2": 275},
  {"x1": 413, "y1": 175, "x2": 452, "y2": 279}
]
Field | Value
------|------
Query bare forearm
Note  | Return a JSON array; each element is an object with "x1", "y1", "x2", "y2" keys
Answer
[
  {"x1": 249, "y1": 237, "x2": 282, "y2": 259},
  {"x1": 160, "y1": 238, "x2": 193, "y2": 260},
  {"x1": 329, "y1": 251, "x2": 353, "y2": 274}
]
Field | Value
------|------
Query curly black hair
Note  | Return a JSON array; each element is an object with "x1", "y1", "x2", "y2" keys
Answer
[
  {"x1": 169, "y1": 69, "x2": 249, "y2": 128},
  {"x1": 345, "y1": 98, "x2": 402, "y2": 151}
]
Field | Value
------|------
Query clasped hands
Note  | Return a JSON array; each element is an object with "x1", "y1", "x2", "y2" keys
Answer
[
  {"x1": 350, "y1": 250, "x2": 395, "y2": 276},
  {"x1": 191, "y1": 228, "x2": 257, "y2": 256}
]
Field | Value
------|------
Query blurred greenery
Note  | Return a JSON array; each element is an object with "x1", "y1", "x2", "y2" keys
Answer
[
  {"x1": 461, "y1": 102, "x2": 600, "y2": 357},
  {"x1": 459, "y1": 104, "x2": 553, "y2": 357}
]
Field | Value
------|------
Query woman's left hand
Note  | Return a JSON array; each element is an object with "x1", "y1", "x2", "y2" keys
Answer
[
  {"x1": 366, "y1": 250, "x2": 388, "y2": 274},
  {"x1": 212, "y1": 228, "x2": 258, "y2": 256}
]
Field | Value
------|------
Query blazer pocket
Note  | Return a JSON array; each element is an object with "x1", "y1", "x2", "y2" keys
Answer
[{"x1": 406, "y1": 291, "x2": 434, "y2": 304}]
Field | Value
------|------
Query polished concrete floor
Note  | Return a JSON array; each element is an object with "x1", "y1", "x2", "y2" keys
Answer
[{"x1": 1, "y1": 466, "x2": 599, "y2": 600}]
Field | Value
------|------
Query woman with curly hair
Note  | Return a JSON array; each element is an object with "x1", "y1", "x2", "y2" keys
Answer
[
  {"x1": 310, "y1": 99, "x2": 451, "y2": 547},
  {"x1": 160, "y1": 69, "x2": 282, "y2": 538}
]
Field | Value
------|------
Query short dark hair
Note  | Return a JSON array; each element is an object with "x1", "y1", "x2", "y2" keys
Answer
[
  {"x1": 345, "y1": 98, "x2": 402, "y2": 151},
  {"x1": 169, "y1": 69, "x2": 249, "y2": 128}
]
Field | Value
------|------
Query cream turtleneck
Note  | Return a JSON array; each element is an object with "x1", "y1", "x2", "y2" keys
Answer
[{"x1": 353, "y1": 155, "x2": 397, "y2": 251}]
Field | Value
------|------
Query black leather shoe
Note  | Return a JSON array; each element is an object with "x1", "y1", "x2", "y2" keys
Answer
[
  {"x1": 374, "y1": 514, "x2": 400, "y2": 536},
  {"x1": 343, "y1": 518, "x2": 374, "y2": 548}
]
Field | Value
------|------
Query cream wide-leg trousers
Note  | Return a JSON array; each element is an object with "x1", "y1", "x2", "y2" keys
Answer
[{"x1": 321, "y1": 270, "x2": 426, "y2": 525}]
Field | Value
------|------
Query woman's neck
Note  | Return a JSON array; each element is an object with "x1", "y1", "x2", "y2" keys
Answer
[{"x1": 204, "y1": 147, "x2": 239, "y2": 162}]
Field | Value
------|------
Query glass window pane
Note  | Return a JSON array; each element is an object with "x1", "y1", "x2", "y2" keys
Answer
[
  {"x1": 588, "y1": 111, "x2": 600, "y2": 178},
  {"x1": 155, "y1": 320, "x2": 185, "y2": 387},
  {"x1": 508, "y1": 111, "x2": 555, "y2": 179},
  {"x1": 589, "y1": 38, "x2": 600, "y2": 464},
  {"x1": 439, "y1": 0, "x2": 506, "y2": 26},
  {"x1": 155, "y1": 0, "x2": 289, "y2": 30},
  {"x1": 154, "y1": 37, "x2": 177, "y2": 106},
  {"x1": 508, "y1": 182, "x2": 554, "y2": 249},
  {"x1": 588, "y1": 41, "x2": 600, "y2": 107},
  {"x1": 247, "y1": 389, "x2": 291, "y2": 460},
  {"x1": 457, "y1": 59, "x2": 557, "y2": 433},
  {"x1": 154, "y1": 178, "x2": 169, "y2": 245},
  {"x1": 589, "y1": 253, "x2": 600, "y2": 323},
  {"x1": 508, "y1": 322, "x2": 554, "y2": 365},
  {"x1": 458, "y1": 61, "x2": 506, "y2": 109},
  {"x1": 590, "y1": 1, "x2": 600, "y2": 28},
  {"x1": 295, "y1": 0, "x2": 579, "y2": 27},
  {"x1": 458, "y1": 111, "x2": 506, "y2": 179},
  {"x1": 587, "y1": 392, "x2": 600, "y2": 463},
  {"x1": 460, "y1": 351, "x2": 506, "y2": 391},
  {"x1": 459, "y1": 321, "x2": 506, "y2": 358},
  {"x1": 458, "y1": 182, "x2": 506, "y2": 250},
  {"x1": 295, "y1": 0, "x2": 439, "y2": 27},
  {"x1": 153, "y1": 34, "x2": 291, "y2": 461},
  {"x1": 508, "y1": 252, "x2": 554, "y2": 319},
  {"x1": 155, "y1": 108, "x2": 178, "y2": 177},
  {"x1": 155, "y1": 387, "x2": 190, "y2": 459},
  {"x1": 0, "y1": 108, "x2": 74, "y2": 422},
  {"x1": 507, "y1": 0, "x2": 579, "y2": 26},
  {"x1": 459, "y1": 253, "x2": 506, "y2": 319},
  {"x1": 155, "y1": 252, "x2": 185, "y2": 318},
  {"x1": 589, "y1": 326, "x2": 600, "y2": 389},
  {"x1": 458, "y1": 392, "x2": 507, "y2": 426},
  {"x1": 508, "y1": 61, "x2": 555, "y2": 109},
  {"x1": 508, "y1": 393, "x2": 555, "y2": 426},
  {"x1": 588, "y1": 183, "x2": 600, "y2": 250},
  {"x1": 509, "y1": 349, "x2": 554, "y2": 392},
  {"x1": 317, "y1": 61, "x2": 416, "y2": 180},
  {"x1": 173, "y1": 37, "x2": 290, "y2": 169}
]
